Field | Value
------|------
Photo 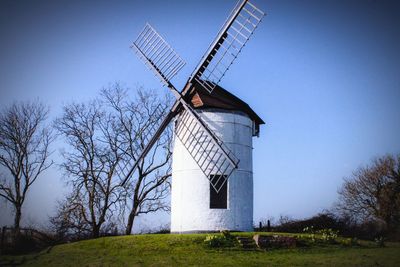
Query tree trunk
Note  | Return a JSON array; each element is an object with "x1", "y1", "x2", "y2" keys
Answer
[
  {"x1": 125, "y1": 209, "x2": 137, "y2": 235},
  {"x1": 14, "y1": 205, "x2": 21, "y2": 233},
  {"x1": 92, "y1": 225, "x2": 100, "y2": 238}
]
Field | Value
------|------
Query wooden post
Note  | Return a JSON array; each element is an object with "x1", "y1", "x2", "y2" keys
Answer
[
  {"x1": 259, "y1": 221, "x2": 262, "y2": 231},
  {"x1": 267, "y1": 220, "x2": 271, "y2": 232},
  {"x1": 1, "y1": 226, "x2": 6, "y2": 253}
]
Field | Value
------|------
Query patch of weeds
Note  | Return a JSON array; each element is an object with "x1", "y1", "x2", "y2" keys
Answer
[
  {"x1": 339, "y1": 237, "x2": 359, "y2": 247},
  {"x1": 339, "y1": 238, "x2": 352, "y2": 247},
  {"x1": 302, "y1": 226, "x2": 339, "y2": 244},
  {"x1": 374, "y1": 236, "x2": 385, "y2": 247},
  {"x1": 204, "y1": 231, "x2": 237, "y2": 248},
  {"x1": 317, "y1": 229, "x2": 338, "y2": 243}
]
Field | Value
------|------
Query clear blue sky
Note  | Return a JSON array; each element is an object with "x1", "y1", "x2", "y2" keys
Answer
[{"x1": 1, "y1": 0, "x2": 400, "y2": 230}]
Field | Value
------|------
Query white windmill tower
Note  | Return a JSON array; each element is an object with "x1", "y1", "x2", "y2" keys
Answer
[{"x1": 121, "y1": 0, "x2": 265, "y2": 233}]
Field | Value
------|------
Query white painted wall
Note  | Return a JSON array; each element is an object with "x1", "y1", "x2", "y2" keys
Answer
[{"x1": 171, "y1": 109, "x2": 254, "y2": 232}]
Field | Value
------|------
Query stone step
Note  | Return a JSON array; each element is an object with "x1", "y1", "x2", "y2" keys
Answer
[{"x1": 236, "y1": 236, "x2": 257, "y2": 249}]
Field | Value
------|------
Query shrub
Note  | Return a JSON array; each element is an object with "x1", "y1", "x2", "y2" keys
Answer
[
  {"x1": 302, "y1": 227, "x2": 338, "y2": 244},
  {"x1": 274, "y1": 213, "x2": 338, "y2": 233},
  {"x1": 317, "y1": 228, "x2": 338, "y2": 243},
  {"x1": 302, "y1": 226, "x2": 316, "y2": 242},
  {"x1": 339, "y1": 237, "x2": 358, "y2": 246},
  {"x1": 204, "y1": 231, "x2": 237, "y2": 248},
  {"x1": 375, "y1": 236, "x2": 385, "y2": 247}
]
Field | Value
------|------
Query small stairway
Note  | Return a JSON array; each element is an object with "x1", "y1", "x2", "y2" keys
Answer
[{"x1": 236, "y1": 236, "x2": 257, "y2": 249}]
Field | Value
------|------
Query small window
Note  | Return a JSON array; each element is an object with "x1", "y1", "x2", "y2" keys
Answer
[{"x1": 209, "y1": 175, "x2": 227, "y2": 209}]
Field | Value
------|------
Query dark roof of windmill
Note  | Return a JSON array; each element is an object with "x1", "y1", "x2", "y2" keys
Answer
[{"x1": 187, "y1": 82, "x2": 265, "y2": 126}]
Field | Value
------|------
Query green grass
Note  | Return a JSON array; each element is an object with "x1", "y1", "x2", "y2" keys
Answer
[{"x1": 1, "y1": 232, "x2": 400, "y2": 266}]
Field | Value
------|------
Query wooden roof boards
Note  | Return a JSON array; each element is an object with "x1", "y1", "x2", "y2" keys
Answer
[{"x1": 188, "y1": 82, "x2": 265, "y2": 127}]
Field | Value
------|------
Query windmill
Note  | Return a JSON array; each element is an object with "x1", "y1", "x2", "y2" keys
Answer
[{"x1": 123, "y1": 0, "x2": 265, "y2": 232}]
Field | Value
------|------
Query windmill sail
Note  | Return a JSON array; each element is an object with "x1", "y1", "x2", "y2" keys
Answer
[
  {"x1": 131, "y1": 23, "x2": 186, "y2": 86},
  {"x1": 190, "y1": 0, "x2": 265, "y2": 94},
  {"x1": 175, "y1": 107, "x2": 238, "y2": 193}
]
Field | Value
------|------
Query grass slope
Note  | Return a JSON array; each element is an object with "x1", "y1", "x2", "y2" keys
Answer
[{"x1": 1, "y1": 233, "x2": 400, "y2": 266}]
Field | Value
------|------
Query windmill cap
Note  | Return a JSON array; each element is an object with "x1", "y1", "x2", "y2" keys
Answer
[{"x1": 188, "y1": 81, "x2": 265, "y2": 127}]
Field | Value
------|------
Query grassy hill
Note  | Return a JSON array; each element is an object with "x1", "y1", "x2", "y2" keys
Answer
[{"x1": 1, "y1": 232, "x2": 400, "y2": 266}]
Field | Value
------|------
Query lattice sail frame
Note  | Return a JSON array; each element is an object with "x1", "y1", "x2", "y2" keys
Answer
[
  {"x1": 131, "y1": 23, "x2": 186, "y2": 86},
  {"x1": 175, "y1": 108, "x2": 239, "y2": 193},
  {"x1": 192, "y1": 0, "x2": 265, "y2": 93}
]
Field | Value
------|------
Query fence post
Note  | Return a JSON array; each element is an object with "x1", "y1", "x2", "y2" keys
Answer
[{"x1": 1, "y1": 226, "x2": 6, "y2": 252}]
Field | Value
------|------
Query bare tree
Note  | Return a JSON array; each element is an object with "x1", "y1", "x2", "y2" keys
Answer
[
  {"x1": 0, "y1": 101, "x2": 53, "y2": 232},
  {"x1": 55, "y1": 84, "x2": 172, "y2": 237},
  {"x1": 101, "y1": 85, "x2": 172, "y2": 235},
  {"x1": 50, "y1": 193, "x2": 92, "y2": 241},
  {"x1": 54, "y1": 100, "x2": 125, "y2": 238},
  {"x1": 336, "y1": 154, "x2": 400, "y2": 233}
]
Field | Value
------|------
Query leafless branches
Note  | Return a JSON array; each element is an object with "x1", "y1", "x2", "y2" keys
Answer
[
  {"x1": 0, "y1": 101, "x2": 53, "y2": 231},
  {"x1": 54, "y1": 84, "x2": 172, "y2": 237},
  {"x1": 336, "y1": 154, "x2": 400, "y2": 232},
  {"x1": 101, "y1": 84, "x2": 172, "y2": 235},
  {"x1": 54, "y1": 99, "x2": 125, "y2": 238}
]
